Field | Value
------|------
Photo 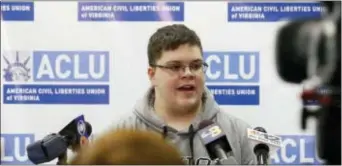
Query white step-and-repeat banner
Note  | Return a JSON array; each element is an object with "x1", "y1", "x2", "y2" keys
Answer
[{"x1": 1, "y1": 1, "x2": 326, "y2": 165}]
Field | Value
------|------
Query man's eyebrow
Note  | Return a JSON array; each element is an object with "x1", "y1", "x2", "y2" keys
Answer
[
  {"x1": 191, "y1": 59, "x2": 203, "y2": 63},
  {"x1": 165, "y1": 60, "x2": 181, "y2": 64}
]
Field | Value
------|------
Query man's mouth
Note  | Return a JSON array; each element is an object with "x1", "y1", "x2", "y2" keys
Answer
[{"x1": 177, "y1": 85, "x2": 196, "y2": 91}]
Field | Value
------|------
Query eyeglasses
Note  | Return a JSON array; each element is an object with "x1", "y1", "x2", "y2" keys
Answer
[{"x1": 151, "y1": 61, "x2": 208, "y2": 74}]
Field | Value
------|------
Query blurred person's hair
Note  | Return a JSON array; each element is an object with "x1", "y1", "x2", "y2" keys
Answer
[{"x1": 69, "y1": 128, "x2": 185, "y2": 165}]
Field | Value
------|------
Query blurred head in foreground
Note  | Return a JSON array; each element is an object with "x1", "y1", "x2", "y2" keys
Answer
[{"x1": 69, "y1": 129, "x2": 185, "y2": 165}]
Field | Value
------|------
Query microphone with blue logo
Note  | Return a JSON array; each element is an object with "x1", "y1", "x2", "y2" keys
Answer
[
  {"x1": 197, "y1": 120, "x2": 238, "y2": 165},
  {"x1": 26, "y1": 115, "x2": 92, "y2": 165}
]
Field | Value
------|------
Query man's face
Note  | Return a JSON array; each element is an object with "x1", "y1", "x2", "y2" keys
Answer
[{"x1": 148, "y1": 44, "x2": 206, "y2": 112}]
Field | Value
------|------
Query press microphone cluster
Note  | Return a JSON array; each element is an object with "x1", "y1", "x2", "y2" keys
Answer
[
  {"x1": 247, "y1": 127, "x2": 282, "y2": 165},
  {"x1": 197, "y1": 120, "x2": 282, "y2": 165},
  {"x1": 26, "y1": 115, "x2": 92, "y2": 165},
  {"x1": 197, "y1": 120, "x2": 238, "y2": 165}
]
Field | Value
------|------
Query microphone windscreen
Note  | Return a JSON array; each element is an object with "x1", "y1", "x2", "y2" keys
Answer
[
  {"x1": 254, "y1": 127, "x2": 267, "y2": 133},
  {"x1": 69, "y1": 129, "x2": 185, "y2": 165},
  {"x1": 275, "y1": 20, "x2": 309, "y2": 84}
]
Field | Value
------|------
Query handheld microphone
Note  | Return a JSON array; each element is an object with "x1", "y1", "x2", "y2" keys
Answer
[
  {"x1": 247, "y1": 127, "x2": 282, "y2": 165},
  {"x1": 26, "y1": 115, "x2": 92, "y2": 164},
  {"x1": 26, "y1": 133, "x2": 69, "y2": 165},
  {"x1": 197, "y1": 120, "x2": 238, "y2": 165}
]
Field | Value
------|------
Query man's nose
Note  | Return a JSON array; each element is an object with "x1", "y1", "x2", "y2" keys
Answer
[{"x1": 181, "y1": 66, "x2": 194, "y2": 77}]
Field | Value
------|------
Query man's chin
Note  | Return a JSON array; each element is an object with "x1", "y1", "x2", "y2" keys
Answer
[{"x1": 176, "y1": 98, "x2": 200, "y2": 109}]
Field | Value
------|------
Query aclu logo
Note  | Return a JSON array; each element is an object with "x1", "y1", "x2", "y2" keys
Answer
[
  {"x1": 32, "y1": 51, "x2": 109, "y2": 82},
  {"x1": 1, "y1": 133, "x2": 35, "y2": 165},
  {"x1": 2, "y1": 50, "x2": 110, "y2": 104},
  {"x1": 2, "y1": 51, "x2": 31, "y2": 82},
  {"x1": 2, "y1": 50, "x2": 109, "y2": 82},
  {"x1": 204, "y1": 51, "x2": 260, "y2": 105},
  {"x1": 270, "y1": 135, "x2": 324, "y2": 165}
]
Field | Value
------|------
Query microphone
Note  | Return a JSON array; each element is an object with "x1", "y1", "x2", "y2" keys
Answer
[
  {"x1": 27, "y1": 133, "x2": 69, "y2": 164},
  {"x1": 26, "y1": 115, "x2": 92, "y2": 164},
  {"x1": 247, "y1": 127, "x2": 282, "y2": 165},
  {"x1": 275, "y1": 20, "x2": 311, "y2": 84},
  {"x1": 276, "y1": 6, "x2": 340, "y2": 86},
  {"x1": 197, "y1": 120, "x2": 238, "y2": 165}
]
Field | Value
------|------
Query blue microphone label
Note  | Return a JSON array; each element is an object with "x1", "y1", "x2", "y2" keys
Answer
[{"x1": 198, "y1": 124, "x2": 225, "y2": 145}]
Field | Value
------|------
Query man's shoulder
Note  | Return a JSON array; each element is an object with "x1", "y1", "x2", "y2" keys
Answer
[
  {"x1": 216, "y1": 111, "x2": 252, "y2": 134},
  {"x1": 110, "y1": 112, "x2": 141, "y2": 129}
]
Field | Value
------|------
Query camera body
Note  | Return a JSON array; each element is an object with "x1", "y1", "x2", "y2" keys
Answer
[{"x1": 275, "y1": 1, "x2": 341, "y2": 165}]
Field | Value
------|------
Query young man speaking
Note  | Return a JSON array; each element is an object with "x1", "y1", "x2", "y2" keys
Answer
[{"x1": 112, "y1": 24, "x2": 257, "y2": 165}]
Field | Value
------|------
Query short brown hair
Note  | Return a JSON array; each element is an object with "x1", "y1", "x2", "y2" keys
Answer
[
  {"x1": 147, "y1": 24, "x2": 203, "y2": 65},
  {"x1": 69, "y1": 129, "x2": 185, "y2": 165}
]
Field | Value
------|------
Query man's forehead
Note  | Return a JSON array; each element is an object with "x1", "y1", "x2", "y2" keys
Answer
[{"x1": 158, "y1": 45, "x2": 202, "y2": 63}]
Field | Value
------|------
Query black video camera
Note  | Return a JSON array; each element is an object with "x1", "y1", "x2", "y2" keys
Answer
[
  {"x1": 26, "y1": 115, "x2": 92, "y2": 165},
  {"x1": 275, "y1": 1, "x2": 341, "y2": 165}
]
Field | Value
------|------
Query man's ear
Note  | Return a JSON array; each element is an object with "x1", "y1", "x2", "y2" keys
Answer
[{"x1": 147, "y1": 67, "x2": 156, "y2": 86}]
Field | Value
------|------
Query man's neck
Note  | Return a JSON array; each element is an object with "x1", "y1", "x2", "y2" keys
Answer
[{"x1": 154, "y1": 99, "x2": 202, "y2": 131}]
